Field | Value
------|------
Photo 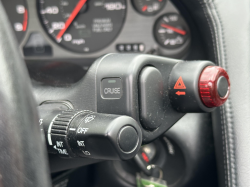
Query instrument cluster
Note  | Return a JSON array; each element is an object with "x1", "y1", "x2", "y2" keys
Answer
[{"x1": 2, "y1": 0, "x2": 191, "y2": 60}]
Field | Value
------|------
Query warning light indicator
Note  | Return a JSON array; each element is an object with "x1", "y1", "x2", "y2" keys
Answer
[
  {"x1": 141, "y1": 152, "x2": 149, "y2": 163},
  {"x1": 174, "y1": 76, "x2": 186, "y2": 89}
]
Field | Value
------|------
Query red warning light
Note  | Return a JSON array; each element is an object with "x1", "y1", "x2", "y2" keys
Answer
[
  {"x1": 174, "y1": 76, "x2": 186, "y2": 89},
  {"x1": 141, "y1": 152, "x2": 149, "y2": 163}
]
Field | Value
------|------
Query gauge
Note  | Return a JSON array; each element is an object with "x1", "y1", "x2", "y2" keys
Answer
[
  {"x1": 2, "y1": 0, "x2": 28, "y2": 43},
  {"x1": 132, "y1": 0, "x2": 166, "y2": 16},
  {"x1": 38, "y1": 0, "x2": 126, "y2": 53},
  {"x1": 154, "y1": 13, "x2": 190, "y2": 50}
]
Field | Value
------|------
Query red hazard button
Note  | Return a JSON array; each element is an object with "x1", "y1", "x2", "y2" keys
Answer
[
  {"x1": 168, "y1": 61, "x2": 230, "y2": 112},
  {"x1": 199, "y1": 66, "x2": 230, "y2": 107}
]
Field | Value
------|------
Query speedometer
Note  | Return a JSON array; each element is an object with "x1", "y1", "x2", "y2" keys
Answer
[{"x1": 38, "y1": 0, "x2": 126, "y2": 53}]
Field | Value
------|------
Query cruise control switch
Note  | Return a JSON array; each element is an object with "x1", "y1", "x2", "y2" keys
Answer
[{"x1": 39, "y1": 103, "x2": 142, "y2": 160}]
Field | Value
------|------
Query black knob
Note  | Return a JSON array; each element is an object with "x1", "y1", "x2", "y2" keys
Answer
[{"x1": 118, "y1": 126, "x2": 138, "y2": 153}]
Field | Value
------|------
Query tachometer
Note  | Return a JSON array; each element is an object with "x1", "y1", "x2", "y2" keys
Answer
[
  {"x1": 2, "y1": 0, "x2": 28, "y2": 43},
  {"x1": 38, "y1": 0, "x2": 126, "y2": 53}
]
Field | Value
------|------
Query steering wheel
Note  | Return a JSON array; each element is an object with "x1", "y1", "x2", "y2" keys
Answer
[
  {"x1": 0, "y1": 0, "x2": 249, "y2": 186},
  {"x1": 0, "y1": 3, "x2": 51, "y2": 187},
  {"x1": 177, "y1": 0, "x2": 250, "y2": 186}
]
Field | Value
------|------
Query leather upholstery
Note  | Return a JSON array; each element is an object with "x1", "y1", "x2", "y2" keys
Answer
[
  {"x1": 176, "y1": 0, "x2": 250, "y2": 186},
  {"x1": 0, "y1": 3, "x2": 51, "y2": 187}
]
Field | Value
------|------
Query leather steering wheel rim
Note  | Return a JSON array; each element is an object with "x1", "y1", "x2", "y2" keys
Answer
[
  {"x1": 174, "y1": 0, "x2": 250, "y2": 186},
  {"x1": 0, "y1": 3, "x2": 51, "y2": 187}
]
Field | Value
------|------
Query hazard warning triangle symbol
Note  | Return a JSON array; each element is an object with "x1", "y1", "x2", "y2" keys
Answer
[{"x1": 174, "y1": 76, "x2": 186, "y2": 89}]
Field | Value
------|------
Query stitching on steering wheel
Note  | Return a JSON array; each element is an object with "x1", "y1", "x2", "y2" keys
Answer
[
  {"x1": 210, "y1": 2, "x2": 237, "y2": 187},
  {"x1": 197, "y1": 0, "x2": 237, "y2": 187},
  {"x1": 198, "y1": 1, "x2": 228, "y2": 186},
  {"x1": 198, "y1": 0, "x2": 218, "y2": 64},
  {"x1": 204, "y1": 3, "x2": 230, "y2": 187}
]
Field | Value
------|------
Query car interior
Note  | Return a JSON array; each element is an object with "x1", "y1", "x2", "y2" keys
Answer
[{"x1": 0, "y1": 0, "x2": 248, "y2": 187}]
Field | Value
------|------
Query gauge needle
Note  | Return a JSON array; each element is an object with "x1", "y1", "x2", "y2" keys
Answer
[
  {"x1": 161, "y1": 23, "x2": 186, "y2": 35},
  {"x1": 56, "y1": 0, "x2": 87, "y2": 40},
  {"x1": 22, "y1": 9, "x2": 28, "y2": 31},
  {"x1": 142, "y1": 5, "x2": 148, "y2": 12}
]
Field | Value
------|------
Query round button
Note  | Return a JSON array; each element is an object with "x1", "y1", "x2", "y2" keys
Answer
[
  {"x1": 199, "y1": 66, "x2": 230, "y2": 108},
  {"x1": 217, "y1": 76, "x2": 229, "y2": 97},
  {"x1": 118, "y1": 126, "x2": 138, "y2": 153}
]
